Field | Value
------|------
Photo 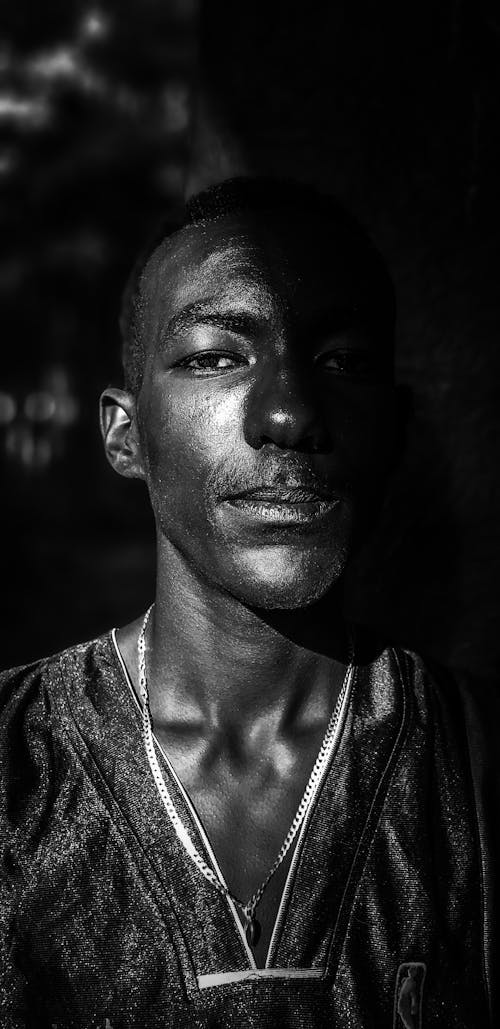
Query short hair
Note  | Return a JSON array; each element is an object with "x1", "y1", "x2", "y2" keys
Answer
[{"x1": 120, "y1": 176, "x2": 396, "y2": 394}]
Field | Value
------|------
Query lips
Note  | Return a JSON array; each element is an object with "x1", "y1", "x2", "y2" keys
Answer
[
  {"x1": 222, "y1": 485, "x2": 341, "y2": 527},
  {"x1": 227, "y1": 486, "x2": 336, "y2": 503}
]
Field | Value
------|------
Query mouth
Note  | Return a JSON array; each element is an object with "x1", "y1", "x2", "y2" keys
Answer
[{"x1": 223, "y1": 486, "x2": 342, "y2": 526}]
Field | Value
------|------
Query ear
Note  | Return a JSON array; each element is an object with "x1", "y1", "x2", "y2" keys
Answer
[{"x1": 99, "y1": 387, "x2": 146, "y2": 479}]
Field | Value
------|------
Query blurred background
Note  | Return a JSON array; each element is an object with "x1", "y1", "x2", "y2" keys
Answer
[{"x1": 1, "y1": 1, "x2": 499, "y2": 679}]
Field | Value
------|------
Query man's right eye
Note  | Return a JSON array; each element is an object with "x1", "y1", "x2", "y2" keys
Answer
[{"x1": 175, "y1": 351, "x2": 248, "y2": 375}]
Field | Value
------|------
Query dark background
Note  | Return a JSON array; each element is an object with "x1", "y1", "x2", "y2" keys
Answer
[{"x1": 1, "y1": 1, "x2": 499, "y2": 679}]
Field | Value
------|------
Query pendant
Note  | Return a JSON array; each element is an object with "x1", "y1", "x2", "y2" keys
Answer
[{"x1": 245, "y1": 915, "x2": 261, "y2": 948}]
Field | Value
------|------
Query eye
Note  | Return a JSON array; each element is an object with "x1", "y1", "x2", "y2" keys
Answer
[
  {"x1": 175, "y1": 351, "x2": 248, "y2": 376},
  {"x1": 316, "y1": 349, "x2": 377, "y2": 378}
]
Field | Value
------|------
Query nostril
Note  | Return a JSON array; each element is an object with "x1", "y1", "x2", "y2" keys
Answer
[
  {"x1": 243, "y1": 371, "x2": 332, "y2": 453},
  {"x1": 257, "y1": 413, "x2": 332, "y2": 454}
]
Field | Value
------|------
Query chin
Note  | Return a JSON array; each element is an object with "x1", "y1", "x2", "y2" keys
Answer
[{"x1": 225, "y1": 544, "x2": 349, "y2": 610}]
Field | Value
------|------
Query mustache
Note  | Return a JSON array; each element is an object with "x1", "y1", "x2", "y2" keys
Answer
[{"x1": 207, "y1": 456, "x2": 352, "y2": 501}]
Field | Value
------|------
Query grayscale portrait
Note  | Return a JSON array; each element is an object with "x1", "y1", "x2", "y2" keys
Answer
[{"x1": 1, "y1": 4, "x2": 499, "y2": 1028}]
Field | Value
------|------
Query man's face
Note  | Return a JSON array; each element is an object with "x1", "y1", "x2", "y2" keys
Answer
[{"x1": 134, "y1": 210, "x2": 397, "y2": 609}]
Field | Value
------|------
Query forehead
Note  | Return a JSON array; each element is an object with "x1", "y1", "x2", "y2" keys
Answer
[{"x1": 140, "y1": 211, "x2": 367, "y2": 338}]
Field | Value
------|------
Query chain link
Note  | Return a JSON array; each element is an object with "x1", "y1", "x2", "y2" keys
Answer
[{"x1": 138, "y1": 604, "x2": 354, "y2": 924}]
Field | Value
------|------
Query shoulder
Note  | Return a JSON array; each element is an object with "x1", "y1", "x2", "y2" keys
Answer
[
  {"x1": 0, "y1": 649, "x2": 64, "y2": 761},
  {"x1": 396, "y1": 645, "x2": 500, "y2": 735},
  {"x1": 381, "y1": 641, "x2": 497, "y2": 718},
  {"x1": 0, "y1": 634, "x2": 116, "y2": 845},
  {"x1": 363, "y1": 638, "x2": 500, "y2": 775},
  {"x1": 368, "y1": 634, "x2": 500, "y2": 792},
  {"x1": 0, "y1": 633, "x2": 116, "y2": 718}
]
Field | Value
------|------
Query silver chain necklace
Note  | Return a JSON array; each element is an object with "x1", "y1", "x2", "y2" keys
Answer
[{"x1": 137, "y1": 603, "x2": 354, "y2": 948}]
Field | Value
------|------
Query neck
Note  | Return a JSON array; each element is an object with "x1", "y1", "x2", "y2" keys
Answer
[{"x1": 145, "y1": 540, "x2": 350, "y2": 733}]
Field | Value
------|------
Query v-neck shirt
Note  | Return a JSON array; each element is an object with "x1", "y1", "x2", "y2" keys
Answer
[
  {"x1": 111, "y1": 627, "x2": 355, "y2": 973},
  {"x1": 0, "y1": 632, "x2": 489, "y2": 1027}
]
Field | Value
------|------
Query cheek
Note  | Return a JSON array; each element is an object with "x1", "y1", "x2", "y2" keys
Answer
[
  {"x1": 340, "y1": 387, "x2": 397, "y2": 481},
  {"x1": 140, "y1": 378, "x2": 247, "y2": 497}
]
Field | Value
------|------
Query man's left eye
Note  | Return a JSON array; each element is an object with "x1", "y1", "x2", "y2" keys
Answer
[
  {"x1": 177, "y1": 352, "x2": 247, "y2": 375},
  {"x1": 316, "y1": 350, "x2": 376, "y2": 377}
]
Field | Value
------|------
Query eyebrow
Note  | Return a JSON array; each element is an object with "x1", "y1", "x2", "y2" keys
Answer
[
  {"x1": 301, "y1": 305, "x2": 359, "y2": 337},
  {"x1": 162, "y1": 302, "x2": 263, "y2": 340},
  {"x1": 160, "y1": 299, "x2": 363, "y2": 349}
]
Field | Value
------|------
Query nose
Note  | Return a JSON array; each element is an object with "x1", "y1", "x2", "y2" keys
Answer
[{"x1": 244, "y1": 360, "x2": 331, "y2": 453}]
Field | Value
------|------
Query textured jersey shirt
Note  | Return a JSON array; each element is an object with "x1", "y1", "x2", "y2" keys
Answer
[{"x1": 0, "y1": 633, "x2": 494, "y2": 1028}]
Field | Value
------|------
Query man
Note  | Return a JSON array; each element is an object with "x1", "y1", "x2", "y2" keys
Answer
[{"x1": 0, "y1": 178, "x2": 497, "y2": 1028}]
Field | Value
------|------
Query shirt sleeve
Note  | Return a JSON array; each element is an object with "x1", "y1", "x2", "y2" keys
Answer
[{"x1": 0, "y1": 661, "x2": 57, "y2": 1028}]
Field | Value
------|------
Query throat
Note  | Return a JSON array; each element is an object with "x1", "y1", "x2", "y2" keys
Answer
[{"x1": 147, "y1": 566, "x2": 351, "y2": 729}]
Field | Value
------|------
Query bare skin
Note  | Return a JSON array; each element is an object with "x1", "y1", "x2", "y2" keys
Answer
[{"x1": 102, "y1": 208, "x2": 398, "y2": 965}]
